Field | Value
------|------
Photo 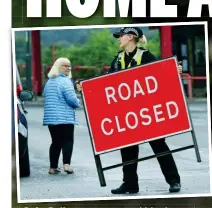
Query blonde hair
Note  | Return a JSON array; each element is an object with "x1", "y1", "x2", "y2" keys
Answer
[
  {"x1": 48, "y1": 57, "x2": 72, "y2": 79},
  {"x1": 137, "y1": 35, "x2": 148, "y2": 49}
]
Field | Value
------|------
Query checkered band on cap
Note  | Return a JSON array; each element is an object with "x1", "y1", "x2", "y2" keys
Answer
[
  {"x1": 113, "y1": 27, "x2": 143, "y2": 38},
  {"x1": 123, "y1": 27, "x2": 139, "y2": 36}
]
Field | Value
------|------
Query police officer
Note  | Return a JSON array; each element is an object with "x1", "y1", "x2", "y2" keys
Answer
[
  {"x1": 76, "y1": 27, "x2": 182, "y2": 194},
  {"x1": 108, "y1": 27, "x2": 182, "y2": 194}
]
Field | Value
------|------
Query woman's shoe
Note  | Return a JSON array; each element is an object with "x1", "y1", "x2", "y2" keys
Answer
[
  {"x1": 64, "y1": 164, "x2": 74, "y2": 174},
  {"x1": 48, "y1": 168, "x2": 61, "y2": 174}
]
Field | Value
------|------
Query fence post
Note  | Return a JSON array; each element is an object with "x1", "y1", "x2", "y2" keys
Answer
[
  {"x1": 34, "y1": 81, "x2": 38, "y2": 101},
  {"x1": 188, "y1": 76, "x2": 193, "y2": 102},
  {"x1": 182, "y1": 73, "x2": 193, "y2": 103}
]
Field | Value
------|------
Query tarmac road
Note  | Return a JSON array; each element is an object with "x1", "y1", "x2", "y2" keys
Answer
[{"x1": 18, "y1": 100, "x2": 211, "y2": 202}]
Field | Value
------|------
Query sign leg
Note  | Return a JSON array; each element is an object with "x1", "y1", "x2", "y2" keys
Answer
[
  {"x1": 178, "y1": 70, "x2": 201, "y2": 163},
  {"x1": 191, "y1": 130, "x2": 201, "y2": 162},
  {"x1": 95, "y1": 155, "x2": 106, "y2": 187},
  {"x1": 186, "y1": 98, "x2": 202, "y2": 162},
  {"x1": 80, "y1": 91, "x2": 107, "y2": 187},
  {"x1": 186, "y1": 94, "x2": 202, "y2": 162}
]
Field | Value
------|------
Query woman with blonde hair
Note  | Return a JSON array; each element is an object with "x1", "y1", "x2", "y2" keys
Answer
[{"x1": 43, "y1": 57, "x2": 80, "y2": 174}]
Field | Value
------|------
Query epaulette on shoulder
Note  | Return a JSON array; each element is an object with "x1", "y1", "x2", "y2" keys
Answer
[{"x1": 115, "y1": 50, "x2": 124, "y2": 59}]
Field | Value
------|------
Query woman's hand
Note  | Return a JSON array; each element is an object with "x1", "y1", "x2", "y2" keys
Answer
[
  {"x1": 178, "y1": 61, "x2": 183, "y2": 74},
  {"x1": 75, "y1": 80, "x2": 82, "y2": 92}
]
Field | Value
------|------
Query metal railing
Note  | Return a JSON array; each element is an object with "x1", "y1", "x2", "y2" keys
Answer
[{"x1": 181, "y1": 73, "x2": 207, "y2": 102}]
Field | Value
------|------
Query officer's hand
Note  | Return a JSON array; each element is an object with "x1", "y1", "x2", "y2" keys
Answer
[{"x1": 178, "y1": 61, "x2": 183, "y2": 74}]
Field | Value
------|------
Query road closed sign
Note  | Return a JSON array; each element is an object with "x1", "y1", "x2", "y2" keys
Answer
[{"x1": 81, "y1": 57, "x2": 192, "y2": 155}]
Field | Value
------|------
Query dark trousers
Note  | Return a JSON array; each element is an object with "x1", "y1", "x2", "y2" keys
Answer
[
  {"x1": 121, "y1": 138, "x2": 180, "y2": 186},
  {"x1": 48, "y1": 124, "x2": 74, "y2": 169}
]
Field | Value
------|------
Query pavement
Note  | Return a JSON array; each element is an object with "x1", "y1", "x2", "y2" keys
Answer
[{"x1": 17, "y1": 98, "x2": 211, "y2": 202}]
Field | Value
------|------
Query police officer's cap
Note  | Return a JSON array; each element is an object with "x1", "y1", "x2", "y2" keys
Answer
[{"x1": 113, "y1": 27, "x2": 143, "y2": 38}]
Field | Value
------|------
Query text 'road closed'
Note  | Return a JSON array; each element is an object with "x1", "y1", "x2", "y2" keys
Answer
[{"x1": 101, "y1": 77, "x2": 179, "y2": 136}]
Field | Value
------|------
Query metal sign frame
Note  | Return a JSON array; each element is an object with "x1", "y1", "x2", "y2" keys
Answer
[{"x1": 80, "y1": 56, "x2": 201, "y2": 187}]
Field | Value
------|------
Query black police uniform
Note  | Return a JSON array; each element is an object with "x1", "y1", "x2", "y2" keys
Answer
[{"x1": 108, "y1": 47, "x2": 181, "y2": 194}]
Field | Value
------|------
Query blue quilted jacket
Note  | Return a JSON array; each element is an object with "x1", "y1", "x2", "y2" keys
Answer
[{"x1": 43, "y1": 74, "x2": 80, "y2": 125}]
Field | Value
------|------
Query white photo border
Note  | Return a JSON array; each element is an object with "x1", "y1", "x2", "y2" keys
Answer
[{"x1": 11, "y1": 20, "x2": 212, "y2": 203}]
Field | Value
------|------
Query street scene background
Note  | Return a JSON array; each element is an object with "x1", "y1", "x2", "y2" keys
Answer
[{"x1": 13, "y1": 23, "x2": 211, "y2": 201}]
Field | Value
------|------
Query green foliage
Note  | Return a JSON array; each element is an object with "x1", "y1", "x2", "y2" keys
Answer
[
  {"x1": 15, "y1": 35, "x2": 26, "y2": 65},
  {"x1": 41, "y1": 45, "x2": 53, "y2": 64},
  {"x1": 146, "y1": 36, "x2": 161, "y2": 58},
  {"x1": 42, "y1": 29, "x2": 121, "y2": 79},
  {"x1": 49, "y1": 29, "x2": 119, "y2": 66}
]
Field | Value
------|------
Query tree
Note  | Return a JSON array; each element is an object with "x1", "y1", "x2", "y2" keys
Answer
[
  {"x1": 58, "y1": 29, "x2": 119, "y2": 66},
  {"x1": 146, "y1": 36, "x2": 161, "y2": 58},
  {"x1": 15, "y1": 34, "x2": 27, "y2": 65}
]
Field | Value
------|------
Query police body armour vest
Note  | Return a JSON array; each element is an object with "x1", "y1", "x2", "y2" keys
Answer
[{"x1": 117, "y1": 48, "x2": 147, "y2": 69}]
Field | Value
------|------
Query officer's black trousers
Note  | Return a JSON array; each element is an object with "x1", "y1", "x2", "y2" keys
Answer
[{"x1": 121, "y1": 138, "x2": 180, "y2": 186}]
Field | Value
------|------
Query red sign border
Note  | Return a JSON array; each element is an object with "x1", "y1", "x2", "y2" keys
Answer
[{"x1": 81, "y1": 56, "x2": 192, "y2": 155}]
